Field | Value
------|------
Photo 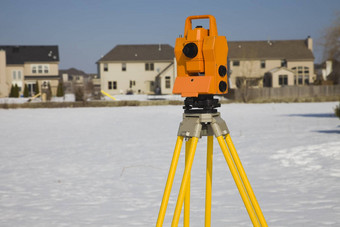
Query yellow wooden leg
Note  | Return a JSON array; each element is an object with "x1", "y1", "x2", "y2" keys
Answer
[
  {"x1": 216, "y1": 136, "x2": 261, "y2": 227},
  {"x1": 184, "y1": 139, "x2": 191, "y2": 227},
  {"x1": 205, "y1": 136, "x2": 213, "y2": 227},
  {"x1": 225, "y1": 134, "x2": 267, "y2": 227},
  {"x1": 156, "y1": 136, "x2": 184, "y2": 227},
  {"x1": 171, "y1": 137, "x2": 199, "y2": 227}
]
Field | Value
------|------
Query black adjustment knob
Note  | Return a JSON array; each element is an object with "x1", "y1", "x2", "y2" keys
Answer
[
  {"x1": 219, "y1": 81, "x2": 227, "y2": 93},
  {"x1": 218, "y1": 65, "x2": 227, "y2": 77},
  {"x1": 183, "y1": 43, "x2": 198, "y2": 58}
]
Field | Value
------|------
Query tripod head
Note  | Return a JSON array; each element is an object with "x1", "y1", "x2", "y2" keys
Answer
[{"x1": 173, "y1": 15, "x2": 229, "y2": 98}]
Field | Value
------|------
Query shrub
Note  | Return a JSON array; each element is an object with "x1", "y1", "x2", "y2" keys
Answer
[
  {"x1": 57, "y1": 81, "x2": 64, "y2": 97},
  {"x1": 23, "y1": 84, "x2": 29, "y2": 97},
  {"x1": 75, "y1": 87, "x2": 84, "y2": 101},
  {"x1": 335, "y1": 102, "x2": 340, "y2": 119},
  {"x1": 35, "y1": 80, "x2": 40, "y2": 95},
  {"x1": 9, "y1": 84, "x2": 15, "y2": 97}
]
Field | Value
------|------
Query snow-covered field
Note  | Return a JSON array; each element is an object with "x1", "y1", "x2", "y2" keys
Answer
[{"x1": 0, "y1": 102, "x2": 339, "y2": 227}]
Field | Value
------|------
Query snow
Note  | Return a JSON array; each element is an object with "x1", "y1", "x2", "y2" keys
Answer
[{"x1": 0, "y1": 102, "x2": 339, "y2": 226}]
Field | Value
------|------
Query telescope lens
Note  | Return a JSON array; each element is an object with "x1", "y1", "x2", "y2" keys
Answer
[
  {"x1": 219, "y1": 81, "x2": 227, "y2": 92},
  {"x1": 183, "y1": 43, "x2": 198, "y2": 58},
  {"x1": 218, "y1": 65, "x2": 227, "y2": 77}
]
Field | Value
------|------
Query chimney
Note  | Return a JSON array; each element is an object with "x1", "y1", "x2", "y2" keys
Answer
[
  {"x1": 0, "y1": 50, "x2": 7, "y2": 94},
  {"x1": 306, "y1": 36, "x2": 313, "y2": 52}
]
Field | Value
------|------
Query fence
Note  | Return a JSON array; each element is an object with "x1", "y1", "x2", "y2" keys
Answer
[{"x1": 225, "y1": 85, "x2": 340, "y2": 102}]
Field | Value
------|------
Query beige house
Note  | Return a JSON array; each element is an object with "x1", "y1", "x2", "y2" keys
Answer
[
  {"x1": 0, "y1": 46, "x2": 60, "y2": 97},
  {"x1": 228, "y1": 37, "x2": 315, "y2": 88},
  {"x1": 263, "y1": 67, "x2": 295, "y2": 87},
  {"x1": 97, "y1": 44, "x2": 175, "y2": 95}
]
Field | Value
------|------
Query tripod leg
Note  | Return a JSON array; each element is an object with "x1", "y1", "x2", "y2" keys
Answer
[
  {"x1": 225, "y1": 134, "x2": 267, "y2": 227},
  {"x1": 184, "y1": 139, "x2": 191, "y2": 227},
  {"x1": 205, "y1": 136, "x2": 213, "y2": 227},
  {"x1": 171, "y1": 137, "x2": 199, "y2": 227},
  {"x1": 156, "y1": 136, "x2": 184, "y2": 227},
  {"x1": 216, "y1": 136, "x2": 261, "y2": 227}
]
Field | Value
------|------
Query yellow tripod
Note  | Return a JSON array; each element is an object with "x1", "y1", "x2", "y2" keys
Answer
[{"x1": 156, "y1": 112, "x2": 267, "y2": 227}]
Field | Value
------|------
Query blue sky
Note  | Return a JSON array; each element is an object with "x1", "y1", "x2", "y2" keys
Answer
[{"x1": 1, "y1": 0, "x2": 339, "y2": 73}]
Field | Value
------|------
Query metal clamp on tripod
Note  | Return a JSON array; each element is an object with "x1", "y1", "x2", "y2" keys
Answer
[{"x1": 156, "y1": 15, "x2": 267, "y2": 227}]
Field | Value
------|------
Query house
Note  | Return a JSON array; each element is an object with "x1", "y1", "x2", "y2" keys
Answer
[
  {"x1": 97, "y1": 44, "x2": 175, "y2": 95},
  {"x1": 228, "y1": 37, "x2": 315, "y2": 88},
  {"x1": 0, "y1": 45, "x2": 60, "y2": 97},
  {"x1": 59, "y1": 68, "x2": 101, "y2": 99},
  {"x1": 263, "y1": 67, "x2": 295, "y2": 87},
  {"x1": 59, "y1": 68, "x2": 89, "y2": 94}
]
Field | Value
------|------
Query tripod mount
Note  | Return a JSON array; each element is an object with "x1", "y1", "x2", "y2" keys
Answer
[{"x1": 156, "y1": 97, "x2": 267, "y2": 227}]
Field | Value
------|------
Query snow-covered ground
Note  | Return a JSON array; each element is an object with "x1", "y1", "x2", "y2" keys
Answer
[{"x1": 0, "y1": 102, "x2": 339, "y2": 227}]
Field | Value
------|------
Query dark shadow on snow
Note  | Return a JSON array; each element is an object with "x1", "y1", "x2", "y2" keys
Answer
[
  {"x1": 288, "y1": 113, "x2": 336, "y2": 118},
  {"x1": 313, "y1": 130, "x2": 340, "y2": 134}
]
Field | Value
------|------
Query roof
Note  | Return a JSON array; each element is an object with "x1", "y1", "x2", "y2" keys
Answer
[
  {"x1": 0, "y1": 45, "x2": 59, "y2": 64},
  {"x1": 59, "y1": 68, "x2": 88, "y2": 76},
  {"x1": 97, "y1": 44, "x2": 174, "y2": 62},
  {"x1": 228, "y1": 39, "x2": 314, "y2": 60}
]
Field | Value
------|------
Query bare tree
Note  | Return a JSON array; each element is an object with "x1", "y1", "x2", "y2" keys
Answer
[
  {"x1": 322, "y1": 13, "x2": 340, "y2": 84},
  {"x1": 323, "y1": 13, "x2": 340, "y2": 61}
]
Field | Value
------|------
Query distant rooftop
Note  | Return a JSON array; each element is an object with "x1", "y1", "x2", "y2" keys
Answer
[
  {"x1": 97, "y1": 44, "x2": 174, "y2": 62},
  {"x1": 228, "y1": 39, "x2": 314, "y2": 60},
  {"x1": 0, "y1": 45, "x2": 59, "y2": 64},
  {"x1": 59, "y1": 68, "x2": 88, "y2": 76}
]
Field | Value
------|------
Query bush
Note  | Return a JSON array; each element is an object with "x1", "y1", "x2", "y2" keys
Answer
[
  {"x1": 23, "y1": 84, "x2": 29, "y2": 97},
  {"x1": 335, "y1": 102, "x2": 340, "y2": 119},
  {"x1": 35, "y1": 80, "x2": 40, "y2": 95},
  {"x1": 75, "y1": 87, "x2": 84, "y2": 101},
  {"x1": 14, "y1": 84, "x2": 19, "y2": 97},
  {"x1": 57, "y1": 81, "x2": 64, "y2": 97},
  {"x1": 9, "y1": 85, "x2": 15, "y2": 97}
]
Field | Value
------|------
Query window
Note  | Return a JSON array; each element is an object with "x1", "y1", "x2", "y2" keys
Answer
[
  {"x1": 104, "y1": 63, "x2": 108, "y2": 72},
  {"x1": 12, "y1": 70, "x2": 22, "y2": 80},
  {"x1": 32, "y1": 64, "x2": 49, "y2": 74},
  {"x1": 304, "y1": 75, "x2": 309, "y2": 85},
  {"x1": 145, "y1": 63, "x2": 154, "y2": 71},
  {"x1": 281, "y1": 59, "x2": 287, "y2": 67},
  {"x1": 129, "y1": 80, "x2": 136, "y2": 88},
  {"x1": 260, "y1": 60, "x2": 266, "y2": 68},
  {"x1": 233, "y1": 60, "x2": 240, "y2": 66},
  {"x1": 27, "y1": 83, "x2": 36, "y2": 96},
  {"x1": 108, "y1": 81, "x2": 117, "y2": 90},
  {"x1": 278, "y1": 75, "x2": 288, "y2": 86},
  {"x1": 122, "y1": 63, "x2": 126, "y2": 71},
  {"x1": 292, "y1": 66, "x2": 309, "y2": 85},
  {"x1": 165, "y1": 76, "x2": 171, "y2": 89}
]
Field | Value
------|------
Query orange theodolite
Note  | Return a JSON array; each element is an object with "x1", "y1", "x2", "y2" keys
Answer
[{"x1": 173, "y1": 15, "x2": 229, "y2": 98}]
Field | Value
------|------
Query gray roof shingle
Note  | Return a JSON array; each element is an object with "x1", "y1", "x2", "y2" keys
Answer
[
  {"x1": 228, "y1": 40, "x2": 314, "y2": 60},
  {"x1": 98, "y1": 44, "x2": 174, "y2": 62},
  {"x1": 0, "y1": 45, "x2": 59, "y2": 64}
]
